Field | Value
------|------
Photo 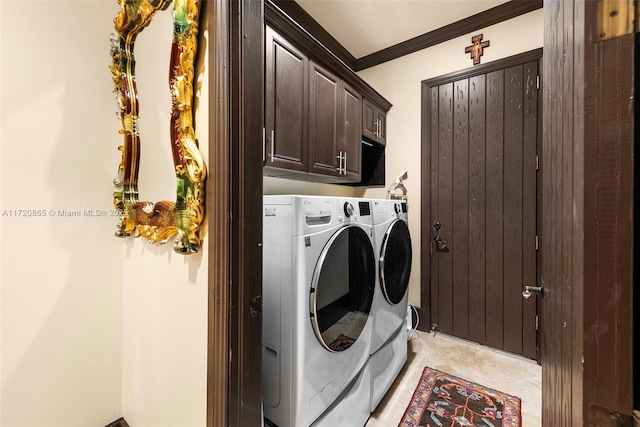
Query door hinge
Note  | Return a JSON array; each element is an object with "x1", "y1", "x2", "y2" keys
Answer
[
  {"x1": 535, "y1": 315, "x2": 539, "y2": 331},
  {"x1": 250, "y1": 295, "x2": 262, "y2": 318},
  {"x1": 536, "y1": 75, "x2": 539, "y2": 90},
  {"x1": 536, "y1": 155, "x2": 539, "y2": 170},
  {"x1": 535, "y1": 235, "x2": 539, "y2": 251}
]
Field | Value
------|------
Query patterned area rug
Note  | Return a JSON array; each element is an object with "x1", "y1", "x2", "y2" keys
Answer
[{"x1": 399, "y1": 367, "x2": 521, "y2": 427}]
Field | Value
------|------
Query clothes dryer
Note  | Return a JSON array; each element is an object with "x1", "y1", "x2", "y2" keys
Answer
[
  {"x1": 369, "y1": 199, "x2": 412, "y2": 412},
  {"x1": 262, "y1": 195, "x2": 376, "y2": 427}
]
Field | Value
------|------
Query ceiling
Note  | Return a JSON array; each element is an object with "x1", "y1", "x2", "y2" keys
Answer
[{"x1": 295, "y1": 0, "x2": 511, "y2": 59}]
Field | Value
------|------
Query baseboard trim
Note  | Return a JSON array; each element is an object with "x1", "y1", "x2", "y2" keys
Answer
[{"x1": 105, "y1": 418, "x2": 129, "y2": 427}]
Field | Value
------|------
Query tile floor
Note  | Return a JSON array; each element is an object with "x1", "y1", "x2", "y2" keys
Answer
[{"x1": 366, "y1": 330, "x2": 542, "y2": 426}]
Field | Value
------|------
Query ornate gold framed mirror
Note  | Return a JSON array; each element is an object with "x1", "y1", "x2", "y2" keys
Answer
[{"x1": 110, "y1": 0, "x2": 205, "y2": 254}]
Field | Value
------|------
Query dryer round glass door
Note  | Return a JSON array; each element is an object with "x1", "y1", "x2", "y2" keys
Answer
[
  {"x1": 310, "y1": 225, "x2": 375, "y2": 352},
  {"x1": 380, "y1": 219, "x2": 412, "y2": 305}
]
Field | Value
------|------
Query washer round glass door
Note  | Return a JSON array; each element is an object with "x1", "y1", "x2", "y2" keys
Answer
[
  {"x1": 310, "y1": 225, "x2": 375, "y2": 352},
  {"x1": 380, "y1": 219, "x2": 412, "y2": 305}
]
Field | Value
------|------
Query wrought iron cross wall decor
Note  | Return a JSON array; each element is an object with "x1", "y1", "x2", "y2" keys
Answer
[
  {"x1": 465, "y1": 34, "x2": 490, "y2": 65},
  {"x1": 109, "y1": 0, "x2": 206, "y2": 255}
]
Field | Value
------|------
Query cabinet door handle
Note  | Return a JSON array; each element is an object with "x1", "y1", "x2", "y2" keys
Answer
[
  {"x1": 270, "y1": 129, "x2": 275, "y2": 160},
  {"x1": 343, "y1": 151, "x2": 347, "y2": 175},
  {"x1": 374, "y1": 119, "x2": 379, "y2": 137},
  {"x1": 336, "y1": 151, "x2": 343, "y2": 174},
  {"x1": 262, "y1": 127, "x2": 266, "y2": 162},
  {"x1": 379, "y1": 119, "x2": 383, "y2": 139}
]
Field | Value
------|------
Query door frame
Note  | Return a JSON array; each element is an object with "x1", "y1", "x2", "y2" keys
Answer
[
  {"x1": 206, "y1": 0, "x2": 264, "y2": 425},
  {"x1": 418, "y1": 49, "x2": 543, "y2": 357}
]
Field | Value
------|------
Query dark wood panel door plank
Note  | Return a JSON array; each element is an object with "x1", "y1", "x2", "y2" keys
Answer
[
  {"x1": 437, "y1": 82, "x2": 454, "y2": 334},
  {"x1": 559, "y1": 2, "x2": 575, "y2": 425},
  {"x1": 468, "y1": 74, "x2": 487, "y2": 344},
  {"x1": 521, "y1": 60, "x2": 538, "y2": 360},
  {"x1": 541, "y1": 1, "x2": 562, "y2": 420},
  {"x1": 485, "y1": 69, "x2": 505, "y2": 350},
  {"x1": 586, "y1": 33, "x2": 635, "y2": 416},
  {"x1": 452, "y1": 78, "x2": 470, "y2": 340},
  {"x1": 503, "y1": 64, "x2": 524, "y2": 355},
  {"x1": 429, "y1": 86, "x2": 441, "y2": 330}
]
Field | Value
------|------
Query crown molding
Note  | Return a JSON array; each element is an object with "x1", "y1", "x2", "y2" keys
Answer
[{"x1": 356, "y1": 0, "x2": 543, "y2": 71}]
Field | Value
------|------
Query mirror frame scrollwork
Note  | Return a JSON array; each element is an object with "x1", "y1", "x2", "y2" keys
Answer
[{"x1": 110, "y1": 0, "x2": 206, "y2": 254}]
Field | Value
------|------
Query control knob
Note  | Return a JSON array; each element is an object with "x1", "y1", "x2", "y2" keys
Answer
[{"x1": 343, "y1": 202, "x2": 355, "y2": 218}]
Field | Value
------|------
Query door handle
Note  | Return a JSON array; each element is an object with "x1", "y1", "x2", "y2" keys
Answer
[
  {"x1": 522, "y1": 285, "x2": 544, "y2": 299},
  {"x1": 262, "y1": 127, "x2": 266, "y2": 162},
  {"x1": 343, "y1": 151, "x2": 347, "y2": 175},
  {"x1": 432, "y1": 222, "x2": 447, "y2": 251},
  {"x1": 433, "y1": 235, "x2": 447, "y2": 251}
]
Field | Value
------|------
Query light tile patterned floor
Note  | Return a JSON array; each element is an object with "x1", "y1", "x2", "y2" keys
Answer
[{"x1": 366, "y1": 330, "x2": 542, "y2": 427}]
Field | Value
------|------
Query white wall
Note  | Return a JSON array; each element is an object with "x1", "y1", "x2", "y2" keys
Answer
[
  {"x1": 0, "y1": 1, "x2": 123, "y2": 425},
  {"x1": 264, "y1": 176, "x2": 356, "y2": 197},
  {"x1": 358, "y1": 10, "x2": 544, "y2": 306},
  {"x1": 0, "y1": 2, "x2": 208, "y2": 426}
]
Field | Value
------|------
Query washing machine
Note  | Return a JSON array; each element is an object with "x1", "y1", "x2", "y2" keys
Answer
[
  {"x1": 262, "y1": 195, "x2": 376, "y2": 427},
  {"x1": 369, "y1": 199, "x2": 412, "y2": 412}
]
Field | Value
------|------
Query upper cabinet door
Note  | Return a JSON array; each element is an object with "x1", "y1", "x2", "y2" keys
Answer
[
  {"x1": 362, "y1": 98, "x2": 377, "y2": 142},
  {"x1": 308, "y1": 61, "x2": 340, "y2": 177},
  {"x1": 265, "y1": 26, "x2": 308, "y2": 172},
  {"x1": 362, "y1": 97, "x2": 386, "y2": 146},
  {"x1": 340, "y1": 82, "x2": 362, "y2": 182}
]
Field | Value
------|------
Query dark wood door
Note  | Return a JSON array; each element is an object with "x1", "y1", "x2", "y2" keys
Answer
[
  {"x1": 264, "y1": 26, "x2": 307, "y2": 172},
  {"x1": 308, "y1": 60, "x2": 340, "y2": 177},
  {"x1": 425, "y1": 57, "x2": 540, "y2": 359},
  {"x1": 339, "y1": 81, "x2": 362, "y2": 182}
]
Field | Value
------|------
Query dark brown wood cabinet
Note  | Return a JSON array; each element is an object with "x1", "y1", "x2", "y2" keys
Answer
[
  {"x1": 308, "y1": 61, "x2": 362, "y2": 182},
  {"x1": 264, "y1": 26, "x2": 308, "y2": 174},
  {"x1": 362, "y1": 97, "x2": 386, "y2": 146},
  {"x1": 264, "y1": 26, "x2": 363, "y2": 183},
  {"x1": 340, "y1": 81, "x2": 362, "y2": 181},
  {"x1": 264, "y1": 2, "x2": 392, "y2": 185},
  {"x1": 308, "y1": 61, "x2": 340, "y2": 177}
]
